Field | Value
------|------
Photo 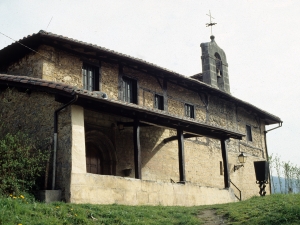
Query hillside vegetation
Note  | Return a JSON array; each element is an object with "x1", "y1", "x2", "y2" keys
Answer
[
  {"x1": 1, "y1": 193, "x2": 300, "y2": 225},
  {"x1": 269, "y1": 154, "x2": 300, "y2": 194}
]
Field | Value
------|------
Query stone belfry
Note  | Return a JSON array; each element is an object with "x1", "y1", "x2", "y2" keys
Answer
[
  {"x1": 200, "y1": 36, "x2": 230, "y2": 93},
  {"x1": 200, "y1": 11, "x2": 230, "y2": 94}
]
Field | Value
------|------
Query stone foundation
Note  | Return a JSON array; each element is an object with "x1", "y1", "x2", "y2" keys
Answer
[
  {"x1": 70, "y1": 173, "x2": 236, "y2": 206},
  {"x1": 37, "y1": 190, "x2": 62, "y2": 203}
]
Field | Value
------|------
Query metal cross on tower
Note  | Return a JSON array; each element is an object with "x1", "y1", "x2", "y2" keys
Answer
[{"x1": 206, "y1": 10, "x2": 217, "y2": 35}]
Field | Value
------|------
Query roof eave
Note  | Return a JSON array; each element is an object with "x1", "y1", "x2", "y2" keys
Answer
[{"x1": 0, "y1": 31, "x2": 282, "y2": 124}]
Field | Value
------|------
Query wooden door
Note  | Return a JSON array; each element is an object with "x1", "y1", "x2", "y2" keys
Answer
[{"x1": 86, "y1": 143, "x2": 102, "y2": 174}]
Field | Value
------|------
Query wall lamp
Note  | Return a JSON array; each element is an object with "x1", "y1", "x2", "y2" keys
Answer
[{"x1": 234, "y1": 152, "x2": 247, "y2": 172}]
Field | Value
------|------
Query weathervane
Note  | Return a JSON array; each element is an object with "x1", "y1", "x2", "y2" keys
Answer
[{"x1": 206, "y1": 10, "x2": 217, "y2": 35}]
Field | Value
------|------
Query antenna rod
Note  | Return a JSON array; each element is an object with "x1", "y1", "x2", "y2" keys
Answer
[{"x1": 46, "y1": 16, "x2": 53, "y2": 31}]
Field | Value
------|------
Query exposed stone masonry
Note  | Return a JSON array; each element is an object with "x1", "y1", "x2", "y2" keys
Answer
[
  {"x1": 2, "y1": 42, "x2": 271, "y2": 202},
  {"x1": 0, "y1": 87, "x2": 73, "y2": 200}
]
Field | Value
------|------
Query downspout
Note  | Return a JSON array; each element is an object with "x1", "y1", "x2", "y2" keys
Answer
[
  {"x1": 52, "y1": 95, "x2": 78, "y2": 190},
  {"x1": 264, "y1": 121, "x2": 283, "y2": 194}
]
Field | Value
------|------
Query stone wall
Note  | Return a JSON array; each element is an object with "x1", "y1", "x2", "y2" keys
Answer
[
  {"x1": 3, "y1": 45, "x2": 270, "y2": 203},
  {"x1": 70, "y1": 173, "x2": 236, "y2": 206},
  {"x1": 83, "y1": 109, "x2": 268, "y2": 200},
  {"x1": 4, "y1": 46, "x2": 268, "y2": 144},
  {"x1": 7, "y1": 45, "x2": 83, "y2": 87},
  {"x1": 40, "y1": 45, "x2": 82, "y2": 86},
  {"x1": 229, "y1": 151, "x2": 269, "y2": 199},
  {"x1": 101, "y1": 62, "x2": 119, "y2": 100},
  {"x1": 7, "y1": 52, "x2": 44, "y2": 78},
  {"x1": 0, "y1": 87, "x2": 73, "y2": 201}
]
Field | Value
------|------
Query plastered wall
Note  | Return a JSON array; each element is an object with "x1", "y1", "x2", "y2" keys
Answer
[{"x1": 70, "y1": 173, "x2": 236, "y2": 206}]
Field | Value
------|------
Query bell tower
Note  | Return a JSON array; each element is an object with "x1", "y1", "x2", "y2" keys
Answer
[{"x1": 200, "y1": 35, "x2": 230, "y2": 94}]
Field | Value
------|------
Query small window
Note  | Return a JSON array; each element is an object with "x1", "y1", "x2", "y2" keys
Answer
[
  {"x1": 184, "y1": 104, "x2": 194, "y2": 118},
  {"x1": 154, "y1": 94, "x2": 164, "y2": 110},
  {"x1": 246, "y1": 125, "x2": 252, "y2": 142},
  {"x1": 122, "y1": 76, "x2": 137, "y2": 104},
  {"x1": 220, "y1": 161, "x2": 223, "y2": 175},
  {"x1": 82, "y1": 64, "x2": 99, "y2": 91}
]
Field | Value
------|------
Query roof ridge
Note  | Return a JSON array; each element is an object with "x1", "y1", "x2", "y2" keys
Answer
[{"x1": 0, "y1": 32, "x2": 282, "y2": 124}]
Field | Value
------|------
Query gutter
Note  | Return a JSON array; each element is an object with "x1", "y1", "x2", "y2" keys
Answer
[
  {"x1": 265, "y1": 122, "x2": 283, "y2": 133},
  {"x1": 264, "y1": 122, "x2": 283, "y2": 194},
  {"x1": 52, "y1": 95, "x2": 78, "y2": 190}
]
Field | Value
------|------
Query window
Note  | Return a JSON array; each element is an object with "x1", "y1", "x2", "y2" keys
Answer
[
  {"x1": 246, "y1": 125, "x2": 252, "y2": 142},
  {"x1": 82, "y1": 64, "x2": 99, "y2": 91},
  {"x1": 122, "y1": 76, "x2": 137, "y2": 103},
  {"x1": 184, "y1": 103, "x2": 194, "y2": 118},
  {"x1": 154, "y1": 94, "x2": 164, "y2": 110}
]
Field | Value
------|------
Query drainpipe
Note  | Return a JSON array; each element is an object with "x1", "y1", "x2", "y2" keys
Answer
[
  {"x1": 52, "y1": 95, "x2": 78, "y2": 190},
  {"x1": 264, "y1": 122, "x2": 282, "y2": 194}
]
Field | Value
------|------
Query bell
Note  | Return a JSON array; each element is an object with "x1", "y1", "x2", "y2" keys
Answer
[{"x1": 217, "y1": 69, "x2": 222, "y2": 77}]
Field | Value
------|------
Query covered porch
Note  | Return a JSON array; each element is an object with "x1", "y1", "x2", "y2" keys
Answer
[{"x1": 67, "y1": 91, "x2": 244, "y2": 205}]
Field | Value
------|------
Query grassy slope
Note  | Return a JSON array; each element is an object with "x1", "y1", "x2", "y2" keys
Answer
[
  {"x1": 212, "y1": 194, "x2": 300, "y2": 225},
  {"x1": 0, "y1": 194, "x2": 300, "y2": 225}
]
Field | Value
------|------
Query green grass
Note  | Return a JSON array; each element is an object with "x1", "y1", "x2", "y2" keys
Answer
[
  {"x1": 0, "y1": 193, "x2": 200, "y2": 225},
  {"x1": 1, "y1": 193, "x2": 300, "y2": 225},
  {"x1": 212, "y1": 193, "x2": 300, "y2": 225}
]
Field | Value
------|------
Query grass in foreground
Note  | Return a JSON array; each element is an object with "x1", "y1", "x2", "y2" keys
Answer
[
  {"x1": 0, "y1": 194, "x2": 199, "y2": 225},
  {"x1": 212, "y1": 193, "x2": 300, "y2": 225},
  {"x1": 1, "y1": 193, "x2": 300, "y2": 225}
]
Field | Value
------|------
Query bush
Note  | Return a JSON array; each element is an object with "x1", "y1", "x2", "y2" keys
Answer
[{"x1": 0, "y1": 130, "x2": 49, "y2": 195}]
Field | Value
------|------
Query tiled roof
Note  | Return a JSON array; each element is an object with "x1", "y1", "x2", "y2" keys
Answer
[
  {"x1": 2, "y1": 30, "x2": 187, "y2": 79},
  {"x1": 0, "y1": 31, "x2": 282, "y2": 124},
  {"x1": 0, "y1": 74, "x2": 75, "y2": 93}
]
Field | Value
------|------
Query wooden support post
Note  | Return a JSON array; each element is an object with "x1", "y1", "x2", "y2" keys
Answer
[
  {"x1": 177, "y1": 128, "x2": 186, "y2": 183},
  {"x1": 133, "y1": 119, "x2": 142, "y2": 179},
  {"x1": 221, "y1": 139, "x2": 230, "y2": 188}
]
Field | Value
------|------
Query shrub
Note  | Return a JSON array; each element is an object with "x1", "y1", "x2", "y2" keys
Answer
[{"x1": 0, "y1": 130, "x2": 49, "y2": 195}]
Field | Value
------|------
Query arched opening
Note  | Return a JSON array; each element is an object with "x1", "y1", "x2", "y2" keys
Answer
[
  {"x1": 214, "y1": 52, "x2": 224, "y2": 89},
  {"x1": 214, "y1": 52, "x2": 222, "y2": 77},
  {"x1": 86, "y1": 142, "x2": 103, "y2": 174},
  {"x1": 85, "y1": 130, "x2": 117, "y2": 175}
]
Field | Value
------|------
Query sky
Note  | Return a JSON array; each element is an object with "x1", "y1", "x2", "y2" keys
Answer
[{"x1": 0, "y1": 0, "x2": 299, "y2": 165}]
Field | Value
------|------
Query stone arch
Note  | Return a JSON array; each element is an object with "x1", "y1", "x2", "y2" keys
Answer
[{"x1": 85, "y1": 130, "x2": 117, "y2": 175}]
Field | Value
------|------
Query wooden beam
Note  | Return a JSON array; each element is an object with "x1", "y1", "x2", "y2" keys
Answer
[
  {"x1": 117, "y1": 121, "x2": 151, "y2": 128},
  {"x1": 155, "y1": 77, "x2": 163, "y2": 89},
  {"x1": 133, "y1": 118, "x2": 142, "y2": 179},
  {"x1": 163, "y1": 133, "x2": 200, "y2": 144},
  {"x1": 221, "y1": 139, "x2": 230, "y2": 188},
  {"x1": 177, "y1": 128, "x2": 186, "y2": 183}
]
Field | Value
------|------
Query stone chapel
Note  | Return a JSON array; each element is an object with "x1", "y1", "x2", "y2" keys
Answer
[{"x1": 0, "y1": 30, "x2": 281, "y2": 205}]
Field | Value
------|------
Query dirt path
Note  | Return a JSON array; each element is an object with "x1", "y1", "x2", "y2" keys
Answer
[{"x1": 197, "y1": 209, "x2": 228, "y2": 225}]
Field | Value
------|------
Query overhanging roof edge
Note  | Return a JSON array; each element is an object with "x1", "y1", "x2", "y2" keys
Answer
[{"x1": 0, "y1": 30, "x2": 282, "y2": 124}]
